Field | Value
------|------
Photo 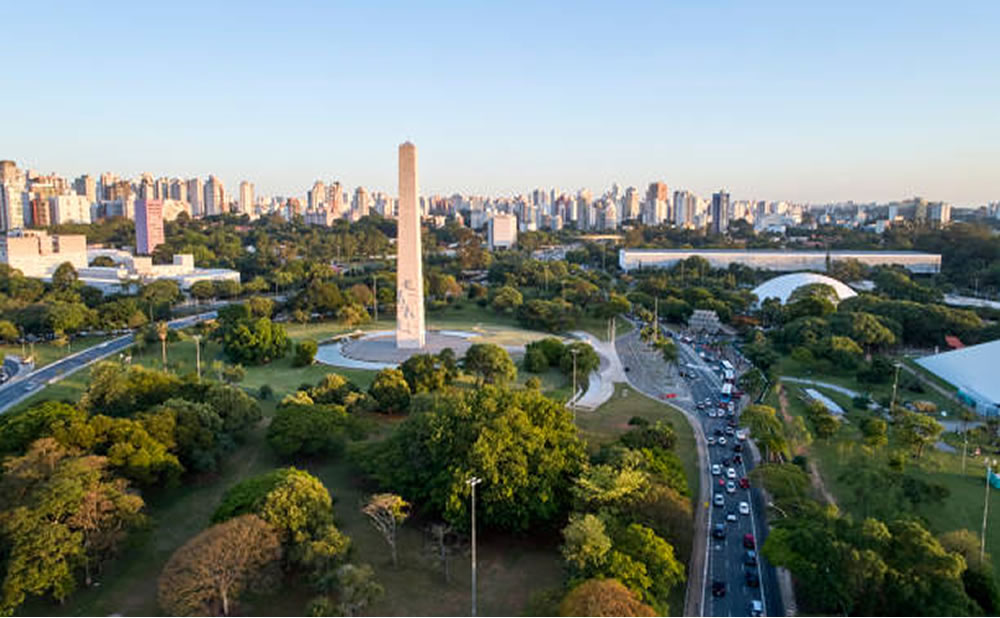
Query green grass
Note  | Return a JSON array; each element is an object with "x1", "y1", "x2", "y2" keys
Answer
[
  {"x1": 576, "y1": 315, "x2": 634, "y2": 342},
  {"x1": 773, "y1": 379, "x2": 1000, "y2": 577},
  {"x1": 0, "y1": 336, "x2": 107, "y2": 370},
  {"x1": 575, "y1": 383, "x2": 699, "y2": 616}
]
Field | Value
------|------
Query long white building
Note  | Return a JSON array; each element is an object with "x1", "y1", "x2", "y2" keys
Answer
[{"x1": 619, "y1": 248, "x2": 942, "y2": 274}]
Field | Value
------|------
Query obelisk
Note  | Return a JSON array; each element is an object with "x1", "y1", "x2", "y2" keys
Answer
[{"x1": 396, "y1": 141, "x2": 425, "y2": 348}]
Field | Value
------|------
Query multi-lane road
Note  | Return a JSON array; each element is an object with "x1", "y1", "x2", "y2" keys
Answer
[
  {"x1": 0, "y1": 311, "x2": 217, "y2": 415},
  {"x1": 617, "y1": 326, "x2": 782, "y2": 617}
]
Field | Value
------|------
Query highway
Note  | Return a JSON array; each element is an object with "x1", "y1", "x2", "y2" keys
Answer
[
  {"x1": 617, "y1": 326, "x2": 782, "y2": 617},
  {"x1": 0, "y1": 311, "x2": 217, "y2": 415}
]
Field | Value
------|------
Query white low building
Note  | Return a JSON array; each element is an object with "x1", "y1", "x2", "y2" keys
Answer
[
  {"x1": 619, "y1": 248, "x2": 942, "y2": 274},
  {"x1": 81, "y1": 249, "x2": 240, "y2": 295}
]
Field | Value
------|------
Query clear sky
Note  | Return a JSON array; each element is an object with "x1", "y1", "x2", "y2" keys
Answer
[{"x1": 3, "y1": 1, "x2": 998, "y2": 205}]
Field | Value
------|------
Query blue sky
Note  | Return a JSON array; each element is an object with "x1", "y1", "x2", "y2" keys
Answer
[{"x1": 2, "y1": 1, "x2": 998, "y2": 205}]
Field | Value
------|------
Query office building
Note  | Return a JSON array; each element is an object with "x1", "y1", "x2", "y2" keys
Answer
[
  {"x1": 711, "y1": 190, "x2": 730, "y2": 235},
  {"x1": 0, "y1": 229, "x2": 88, "y2": 277},
  {"x1": 49, "y1": 194, "x2": 92, "y2": 225},
  {"x1": 238, "y1": 181, "x2": 254, "y2": 215},
  {"x1": 488, "y1": 213, "x2": 518, "y2": 249},
  {"x1": 135, "y1": 199, "x2": 164, "y2": 255}
]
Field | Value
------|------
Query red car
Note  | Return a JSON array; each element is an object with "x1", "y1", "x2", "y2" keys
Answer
[
  {"x1": 743, "y1": 533, "x2": 756, "y2": 549},
  {"x1": 739, "y1": 477, "x2": 750, "y2": 489},
  {"x1": 660, "y1": 392, "x2": 677, "y2": 399}
]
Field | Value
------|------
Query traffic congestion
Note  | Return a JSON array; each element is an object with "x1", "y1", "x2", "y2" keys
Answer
[{"x1": 617, "y1": 323, "x2": 780, "y2": 617}]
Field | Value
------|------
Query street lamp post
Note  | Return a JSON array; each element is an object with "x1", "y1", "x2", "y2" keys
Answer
[
  {"x1": 982, "y1": 458, "x2": 997, "y2": 566},
  {"x1": 570, "y1": 348, "x2": 580, "y2": 416},
  {"x1": 889, "y1": 362, "x2": 902, "y2": 414},
  {"x1": 192, "y1": 335, "x2": 201, "y2": 382},
  {"x1": 467, "y1": 476, "x2": 482, "y2": 617}
]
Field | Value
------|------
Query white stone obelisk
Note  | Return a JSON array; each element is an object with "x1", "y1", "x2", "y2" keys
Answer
[{"x1": 396, "y1": 141, "x2": 425, "y2": 348}]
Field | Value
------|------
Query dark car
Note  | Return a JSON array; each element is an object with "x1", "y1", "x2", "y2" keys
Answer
[
  {"x1": 739, "y1": 477, "x2": 750, "y2": 489},
  {"x1": 712, "y1": 523, "x2": 726, "y2": 539},
  {"x1": 744, "y1": 549, "x2": 758, "y2": 566},
  {"x1": 722, "y1": 458, "x2": 731, "y2": 467},
  {"x1": 745, "y1": 570, "x2": 760, "y2": 587},
  {"x1": 733, "y1": 443, "x2": 743, "y2": 452},
  {"x1": 733, "y1": 454, "x2": 743, "y2": 464},
  {"x1": 744, "y1": 533, "x2": 756, "y2": 549},
  {"x1": 712, "y1": 580, "x2": 727, "y2": 597}
]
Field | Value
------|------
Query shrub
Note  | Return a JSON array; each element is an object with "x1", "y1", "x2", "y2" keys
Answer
[{"x1": 293, "y1": 340, "x2": 319, "y2": 367}]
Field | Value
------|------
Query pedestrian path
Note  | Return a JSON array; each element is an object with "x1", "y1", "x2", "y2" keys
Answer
[{"x1": 569, "y1": 331, "x2": 626, "y2": 410}]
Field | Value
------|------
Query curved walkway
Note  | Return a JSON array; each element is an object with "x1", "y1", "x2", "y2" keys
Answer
[{"x1": 568, "y1": 331, "x2": 626, "y2": 410}]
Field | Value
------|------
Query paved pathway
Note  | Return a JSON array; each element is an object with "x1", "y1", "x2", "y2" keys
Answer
[
  {"x1": 569, "y1": 331, "x2": 625, "y2": 410},
  {"x1": 780, "y1": 376, "x2": 860, "y2": 398}
]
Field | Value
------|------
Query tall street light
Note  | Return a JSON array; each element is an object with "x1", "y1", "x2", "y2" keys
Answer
[
  {"x1": 467, "y1": 476, "x2": 482, "y2": 617},
  {"x1": 570, "y1": 348, "x2": 580, "y2": 418},
  {"x1": 982, "y1": 458, "x2": 997, "y2": 566},
  {"x1": 192, "y1": 335, "x2": 202, "y2": 382},
  {"x1": 889, "y1": 362, "x2": 902, "y2": 414}
]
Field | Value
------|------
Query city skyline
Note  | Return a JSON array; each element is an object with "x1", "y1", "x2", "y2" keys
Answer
[{"x1": 1, "y1": 1, "x2": 998, "y2": 206}]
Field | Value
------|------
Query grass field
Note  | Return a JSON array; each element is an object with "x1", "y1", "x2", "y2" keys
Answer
[
  {"x1": 772, "y1": 379, "x2": 1000, "y2": 577},
  {"x1": 0, "y1": 336, "x2": 107, "y2": 370}
]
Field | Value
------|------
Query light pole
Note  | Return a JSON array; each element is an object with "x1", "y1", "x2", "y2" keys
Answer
[
  {"x1": 467, "y1": 476, "x2": 482, "y2": 617},
  {"x1": 889, "y1": 362, "x2": 902, "y2": 415},
  {"x1": 768, "y1": 501, "x2": 789, "y2": 519},
  {"x1": 372, "y1": 274, "x2": 378, "y2": 322},
  {"x1": 570, "y1": 348, "x2": 580, "y2": 416},
  {"x1": 982, "y1": 458, "x2": 997, "y2": 566},
  {"x1": 192, "y1": 335, "x2": 202, "y2": 382}
]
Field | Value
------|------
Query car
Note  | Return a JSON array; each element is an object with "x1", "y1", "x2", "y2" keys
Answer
[
  {"x1": 745, "y1": 570, "x2": 760, "y2": 587},
  {"x1": 726, "y1": 481, "x2": 736, "y2": 494},
  {"x1": 711, "y1": 464, "x2": 721, "y2": 475},
  {"x1": 712, "y1": 580, "x2": 727, "y2": 597},
  {"x1": 733, "y1": 443, "x2": 743, "y2": 452},
  {"x1": 739, "y1": 501, "x2": 750, "y2": 515},
  {"x1": 697, "y1": 403, "x2": 705, "y2": 410},
  {"x1": 708, "y1": 436, "x2": 716, "y2": 446},
  {"x1": 722, "y1": 457, "x2": 731, "y2": 467},
  {"x1": 733, "y1": 454, "x2": 743, "y2": 464},
  {"x1": 712, "y1": 523, "x2": 726, "y2": 539},
  {"x1": 725, "y1": 426, "x2": 735, "y2": 436},
  {"x1": 660, "y1": 392, "x2": 677, "y2": 400},
  {"x1": 714, "y1": 428, "x2": 723, "y2": 436},
  {"x1": 750, "y1": 599, "x2": 764, "y2": 616},
  {"x1": 714, "y1": 493, "x2": 725, "y2": 507},
  {"x1": 726, "y1": 511, "x2": 738, "y2": 523},
  {"x1": 726, "y1": 467, "x2": 737, "y2": 479},
  {"x1": 718, "y1": 478, "x2": 726, "y2": 487},
  {"x1": 739, "y1": 477, "x2": 750, "y2": 489},
  {"x1": 624, "y1": 366, "x2": 630, "y2": 372},
  {"x1": 744, "y1": 550, "x2": 758, "y2": 566},
  {"x1": 744, "y1": 533, "x2": 756, "y2": 549},
  {"x1": 718, "y1": 437, "x2": 727, "y2": 446}
]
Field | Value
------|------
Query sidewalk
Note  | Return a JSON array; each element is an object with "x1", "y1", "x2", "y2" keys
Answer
[{"x1": 569, "y1": 331, "x2": 626, "y2": 410}]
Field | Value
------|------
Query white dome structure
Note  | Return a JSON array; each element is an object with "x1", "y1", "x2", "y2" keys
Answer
[{"x1": 752, "y1": 272, "x2": 857, "y2": 305}]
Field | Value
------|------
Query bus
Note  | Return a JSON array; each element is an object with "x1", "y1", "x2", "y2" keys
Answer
[
  {"x1": 720, "y1": 382, "x2": 733, "y2": 402},
  {"x1": 721, "y1": 360, "x2": 734, "y2": 372},
  {"x1": 723, "y1": 369, "x2": 735, "y2": 383}
]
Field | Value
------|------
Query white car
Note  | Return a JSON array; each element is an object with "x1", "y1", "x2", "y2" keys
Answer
[
  {"x1": 718, "y1": 437, "x2": 727, "y2": 446},
  {"x1": 726, "y1": 481, "x2": 736, "y2": 494},
  {"x1": 727, "y1": 467, "x2": 737, "y2": 479},
  {"x1": 739, "y1": 501, "x2": 750, "y2": 515},
  {"x1": 712, "y1": 464, "x2": 722, "y2": 476},
  {"x1": 726, "y1": 511, "x2": 738, "y2": 522}
]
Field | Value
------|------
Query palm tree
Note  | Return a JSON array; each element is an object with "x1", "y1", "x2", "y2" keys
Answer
[{"x1": 157, "y1": 321, "x2": 169, "y2": 370}]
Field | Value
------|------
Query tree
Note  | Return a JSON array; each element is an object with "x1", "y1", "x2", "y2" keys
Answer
[
  {"x1": 861, "y1": 417, "x2": 889, "y2": 449},
  {"x1": 559, "y1": 578, "x2": 656, "y2": 617},
  {"x1": 80, "y1": 362, "x2": 183, "y2": 417},
  {"x1": 369, "y1": 368, "x2": 411, "y2": 413},
  {"x1": 153, "y1": 398, "x2": 226, "y2": 472},
  {"x1": 335, "y1": 563, "x2": 383, "y2": 617},
  {"x1": 190, "y1": 280, "x2": 216, "y2": 302},
  {"x1": 897, "y1": 411, "x2": 944, "y2": 459},
  {"x1": 491, "y1": 285, "x2": 524, "y2": 314},
  {"x1": 400, "y1": 353, "x2": 450, "y2": 393},
  {"x1": 464, "y1": 343, "x2": 517, "y2": 386},
  {"x1": 561, "y1": 341, "x2": 600, "y2": 378},
  {"x1": 51, "y1": 261, "x2": 79, "y2": 291},
  {"x1": 218, "y1": 305, "x2": 291, "y2": 365},
  {"x1": 361, "y1": 493, "x2": 409, "y2": 568},
  {"x1": 611, "y1": 523, "x2": 685, "y2": 612},
  {"x1": 293, "y1": 339, "x2": 319, "y2": 367},
  {"x1": 0, "y1": 439, "x2": 146, "y2": 613},
  {"x1": 156, "y1": 321, "x2": 169, "y2": 369},
  {"x1": 158, "y1": 514, "x2": 282, "y2": 616},
  {"x1": 267, "y1": 404, "x2": 350, "y2": 459},
  {"x1": 562, "y1": 513, "x2": 612, "y2": 572},
  {"x1": 359, "y1": 386, "x2": 585, "y2": 532},
  {"x1": 0, "y1": 400, "x2": 85, "y2": 454},
  {"x1": 0, "y1": 319, "x2": 19, "y2": 343}
]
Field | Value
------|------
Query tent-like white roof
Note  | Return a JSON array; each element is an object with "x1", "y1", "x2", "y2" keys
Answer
[
  {"x1": 752, "y1": 272, "x2": 858, "y2": 305},
  {"x1": 916, "y1": 339, "x2": 1000, "y2": 416}
]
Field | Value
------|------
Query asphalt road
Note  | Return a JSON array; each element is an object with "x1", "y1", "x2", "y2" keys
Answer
[
  {"x1": 0, "y1": 311, "x2": 217, "y2": 415},
  {"x1": 617, "y1": 327, "x2": 782, "y2": 617}
]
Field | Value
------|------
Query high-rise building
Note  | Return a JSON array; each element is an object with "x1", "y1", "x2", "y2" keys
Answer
[
  {"x1": 49, "y1": 195, "x2": 92, "y2": 225},
  {"x1": 0, "y1": 161, "x2": 17, "y2": 184},
  {"x1": 646, "y1": 181, "x2": 669, "y2": 205},
  {"x1": 396, "y1": 141, "x2": 425, "y2": 349},
  {"x1": 711, "y1": 190, "x2": 730, "y2": 235},
  {"x1": 0, "y1": 161, "x2": 25, "y2": 232},
  {"x1": 135, "y1": 199, "x2": 165, "y2": 255},
  {"x1": 73, "y1": 174, "x2": 96, "y2": 203},
  {"x1": 488, "y1": 213, "x2": 518, "y2": 249},
  {"x1": 352, "y1": 186, "x2": 371, "y2": 221},
  {"x1": 673, "y1": 190, "x2": 698, "y2": 228},
  {"x1": 238, "y1": 181, "x2": 254, "y2": 215},
  {"x1": 308, "y1": 180, "x2": 326, "y2": 210},
  {"x1": 169, "y1": 178, "x2": 187, "y2": 202},
  {"x1": 326, "y1": 182, "x2": 345, "y2": 218},
  {"x1": 204, "y1": 175, "x2": 224, "y2": 216},
  {"x1": 623, "y1": 187, "x2": 641, "y2": 220},
  {"x1": 187, "y1": 178, "x2": 203, "y2": 217}
]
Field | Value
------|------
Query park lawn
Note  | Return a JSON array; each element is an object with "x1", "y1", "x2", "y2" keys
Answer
[
  {"x1": 0, "y1": 335, "x2": 107, "y2": 370},
  {"x1": 577, "y1": 384, "x2": 699, "y2": 507},
  {"x1": 774, "y1": 380, "x2": 1000, "y2": 577},
  {"x1": 576, "y1": 315, "x2": 634, "y2": 342},
  {"x1": 575, "y1": 384, "x2": 698, "y2": 616},
  {"x1": 776, "y1": 354, "x2": 961, "y2": 417}
]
